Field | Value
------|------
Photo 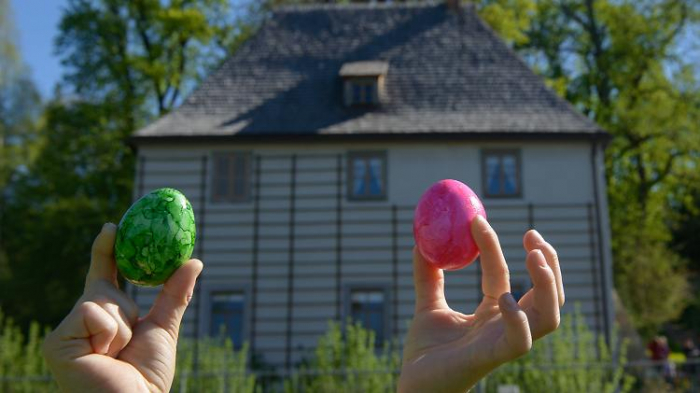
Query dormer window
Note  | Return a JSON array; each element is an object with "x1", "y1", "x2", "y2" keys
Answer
[{"x1": 339, "y1": 61, "x2": 389, "y2": 107}]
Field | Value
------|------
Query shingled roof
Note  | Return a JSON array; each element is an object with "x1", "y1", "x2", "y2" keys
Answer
[{"x1": 134, "y1": 3, "x2": 604, "y2": 142}]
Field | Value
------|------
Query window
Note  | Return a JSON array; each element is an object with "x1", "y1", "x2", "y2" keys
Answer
[
  {"x1": 209, "y1": 291, "x2": 245, "y2": 349},
  {"x1": 348, "y1": 152, "x2": 387, "y2": 200},
  {"x1": 339, "y1": 60, "x2": 388, "y2": 107},
  {"x1": 212, "y1": 152, "x2": 251, "y2": 202},
  {"x1": 347, "y1": 80, "x2": 377, "y2": 106},
  {"x1": 482, "y1": 150, "x2": 521, "y2": 198},
  {"x1": 348, "y1": 288, "x2": 388, "y2": 347}
]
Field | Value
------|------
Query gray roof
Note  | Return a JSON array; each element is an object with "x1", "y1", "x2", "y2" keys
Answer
[{"x1": 135, "y1": 3, "x2": 603, "y2": 141}]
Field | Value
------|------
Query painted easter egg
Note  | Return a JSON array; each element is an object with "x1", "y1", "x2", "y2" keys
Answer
[
  {"x1": 413, "y1": 179, "x2": 486, "y2": 270},
  {"x1": 114, "y1": 188, "x2": 196, "y2": 286}
]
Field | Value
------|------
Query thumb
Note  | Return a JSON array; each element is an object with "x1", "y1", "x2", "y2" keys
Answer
[
  {"x1": 145, "y1": 259, "x2": 203, "y2": 338},
  {"x1": 494, "y1": 292, "x2": 532, "y2": 363}
]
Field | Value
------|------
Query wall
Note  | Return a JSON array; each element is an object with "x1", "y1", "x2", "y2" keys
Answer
[{"x1": 130, "y1": 140, "x2": 607, "y2": 369}]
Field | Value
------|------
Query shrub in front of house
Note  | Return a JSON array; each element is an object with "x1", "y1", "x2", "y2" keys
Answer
[
  {"x1": 284, "y1": 321, "x2": 401, "y2": 393},
  {"x1": 484, "y1": 305, "x2": 635, "y2": 393},
  {"x1": 174, "y1": 337, "x2": 257, "y2": 393},
  {"x1": 0, "y1": 309, "x2": 56, "y2": 393}
]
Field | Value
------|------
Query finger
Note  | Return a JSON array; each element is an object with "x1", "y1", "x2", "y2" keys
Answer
[
  {"x1": 412, "y1": 247, "x2": 448, "y2": 312},
  {"x1": 522, "y1": 249, "x2": 560, "y2": 339},
  {"x1": 494, "y1": 293, "x2": 531, "y2": 363},
  {"x1": 145, "y1": 259, "x2": 203, "y2": 338},
  {"x1": 86, "y1": 223, "x2": 118, "y2": 290},
  {"x1": 58, "y1": 301, "x2": 119, "y2": 356},
  {"x1": 523, "y1": 230, "x2": 565, "y2": 306},
  {"x1": 472, "y1": 216, "x2": 510, "y2": 299},
  {"x1": 95, "y1": 283, "x2": 140, "y2": 326},
  {"x1": 100, "y1": 302, "x2": 134, "y2": 358}
]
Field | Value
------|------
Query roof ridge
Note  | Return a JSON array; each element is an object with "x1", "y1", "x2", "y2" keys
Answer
[{"x1": 273, "y1": 1, "x2": 437, "y2": 13}]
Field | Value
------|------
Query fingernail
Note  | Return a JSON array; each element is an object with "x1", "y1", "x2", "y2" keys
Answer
[
  {"x1": 531, "y1": 230, "x2": 544, "y2": 241},
  {"x1": 534, "y1": 249, "x2": 547, "y2": 267},
  {"x1": 186, "y1": 294, "x2": 193, "y2": 304},
  {"x1": 474, "y1": 215, "x2": 491, "y2": 229}
]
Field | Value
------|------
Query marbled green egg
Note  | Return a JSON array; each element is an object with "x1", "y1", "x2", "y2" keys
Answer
[{"x1": 115, "y1": 188, "x2": 196, "y2": 286}]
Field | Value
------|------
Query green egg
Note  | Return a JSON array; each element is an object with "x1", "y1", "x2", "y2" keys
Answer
[{"x1": 115, "y1": 188, "x2": 196, "y2": 286}]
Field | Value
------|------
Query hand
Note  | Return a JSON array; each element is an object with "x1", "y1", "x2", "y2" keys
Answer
[
  {"x1": 42, "y1": 223, "x2": 203, "y2": 392},
  {"x1": 398, "y1": 216, "x2": 564, "y2": 393}
]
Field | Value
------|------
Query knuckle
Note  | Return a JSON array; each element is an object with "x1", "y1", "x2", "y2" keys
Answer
[
  {"x1": 480, "y1": 227, "x2": 499, "y2": 245},
  {"x1": 545, "y1": 243, "x2": 559, "y2": 262},
  {"x1": 512, "y1": 337, "x2": 532, "y2": 358},
  {"x1": 543, "y1": 313, "x2": 560, "y2": 335},
  {"x1": 79, "y1": 300, "x2": 100, "y2": 314}
]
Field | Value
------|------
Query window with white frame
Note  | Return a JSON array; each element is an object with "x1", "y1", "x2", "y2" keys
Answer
[
  {"x1": 348, "y1": 152, "x2": 387, "y2": 200},
  {"x1": 212, "y1": 152, "x2": 251, "y2": 203},
  {"x1": 208, "y1": 291, "x2": 245, "y2": 349},
  {"x1": 347, "y1": 288, "x2": 389, "y2": 347},
  {"x1": 482, "y1": 149, "x2": 521, "y2": 198}
]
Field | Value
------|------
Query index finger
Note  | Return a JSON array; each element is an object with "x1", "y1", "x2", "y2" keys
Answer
[
  {"x1": 85, "y1": 223, "x2": 119, "y2": 291},
  {"x1": 471, "y1": 216, "x2": 510, "y2": 299}
]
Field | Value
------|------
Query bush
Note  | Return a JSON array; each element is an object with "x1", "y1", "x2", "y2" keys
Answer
[
  {"x1": 0, "y1": 309, "x2": 56, "y2": 392},
  {"x1": 174, "y1": 337, "x2": 256, "y2": 393},
  {"x1": 484, "y1": 306, "x2": 635, "y2": 393},
  {"x1": 284, "y1": 321, "x2": 400, "y2": 393}
]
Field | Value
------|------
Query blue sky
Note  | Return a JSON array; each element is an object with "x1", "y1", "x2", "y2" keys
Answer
[{"x1": 11, "y1": 0, "x2": 67, "y2": 99}]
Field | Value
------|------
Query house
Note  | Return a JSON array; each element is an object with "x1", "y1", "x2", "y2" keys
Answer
[{"x1": 128, "y1": 1, "x2": 615, "y2": 371}]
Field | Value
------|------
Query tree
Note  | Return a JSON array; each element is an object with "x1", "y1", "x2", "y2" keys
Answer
[
  {"x1": 0, "y1": 0, "x2": 257, "y2": 327},
  {"x1": 472, "y1": 0, "x2": 700, "y2": 335},
  {"x1": 56, "y1": 0, "x2": 256, "y2": 124},
  {"x1": 0, "y1": 0, "x2": 42, "y2": 191},
  {"x1": 0, "y1": 0, "x2": 42, "y2": 292}
]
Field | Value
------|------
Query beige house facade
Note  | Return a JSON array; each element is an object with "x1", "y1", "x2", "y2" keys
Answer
[{"x1": 129, "y1": 3, "x2": 614, "y2": 370}]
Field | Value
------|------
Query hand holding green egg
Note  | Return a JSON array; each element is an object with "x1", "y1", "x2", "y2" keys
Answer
[{"x1": 115, "y1": 188, "x2": 196, "y2": 286}]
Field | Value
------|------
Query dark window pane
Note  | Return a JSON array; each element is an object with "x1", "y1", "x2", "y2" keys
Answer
[
  {"x1": 233, "y1": 155, "x2": 248, "y2": 198},
  {"x1": 210, "y1": 292, "x2": 244, "y2": 349},
  {"x1": 214, "y1": 156, "x2": 230, "y2": 198},
  {"x1": 353, "y1": 84, "x2": 362, "y2": 104},
  {"x1": 367, "y1": 158, "x2": 383, "y2": 196},
  {"x1": 350, "y1": 154, "x2": 385, "y2": 199},
  {"x1": 353, "y1": 158, "x2": 367, "y2": 196},
  {"x1": 486, "y1": 156, "x2": 501, "y2": 195},
  {"x1": 364, "y1": 84, "x2": 373, "y2": 103},
  {"x1": 350, "y1": 290, "x2": 385, "y2": 346},
  {"x1": 502, "y1": 155, "x2": 517, "y2": 195}
]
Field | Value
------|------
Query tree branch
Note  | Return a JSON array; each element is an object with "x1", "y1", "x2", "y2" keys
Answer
[{"x1": 132, "y1": 1, "x2": 166, "y2": 115}]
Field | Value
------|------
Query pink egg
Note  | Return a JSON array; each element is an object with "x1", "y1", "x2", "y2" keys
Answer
[{"x1": 413, "y1": 179, "x2": 487, "y2": 270}]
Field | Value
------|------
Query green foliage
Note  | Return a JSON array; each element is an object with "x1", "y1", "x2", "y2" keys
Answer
[
  {"x1": 0, "y1": 101, "x2": 134, "y2": 327},
  {"x1": 1, "y1": 0, "x2": 257, "y2": 329},
  {"x1": 0, "y1": 0, "x2": 43, "y2": 326},
  {"x1": 56, "y1": 0, "x2": 254, "y2": 119},
  {"x1": 473, "y1": 0, "x2": 536, "y2": 45},
  {"x1": 487, "y1": 0, "x2": 700, "y2": 334},
  {"x1": 486, "y1": 308, "x2": 635, "y2": 393},
  {"x1": 0, "y1": 309, "x2": 57, "y2": 393},
  {"x1": 0, "y1": 0, "x2": 42, "y2": 194},
  {"x1": 284, "y1": 321, "x2": 400, "y2": 393},
  {"x1": 174, "y1": 337, "x2": 256, "y2": 393}
]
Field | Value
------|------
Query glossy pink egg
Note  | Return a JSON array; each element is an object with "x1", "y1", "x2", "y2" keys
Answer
[{"x1": 413, "y1": 179, "x2": 487, "y2": 270}]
